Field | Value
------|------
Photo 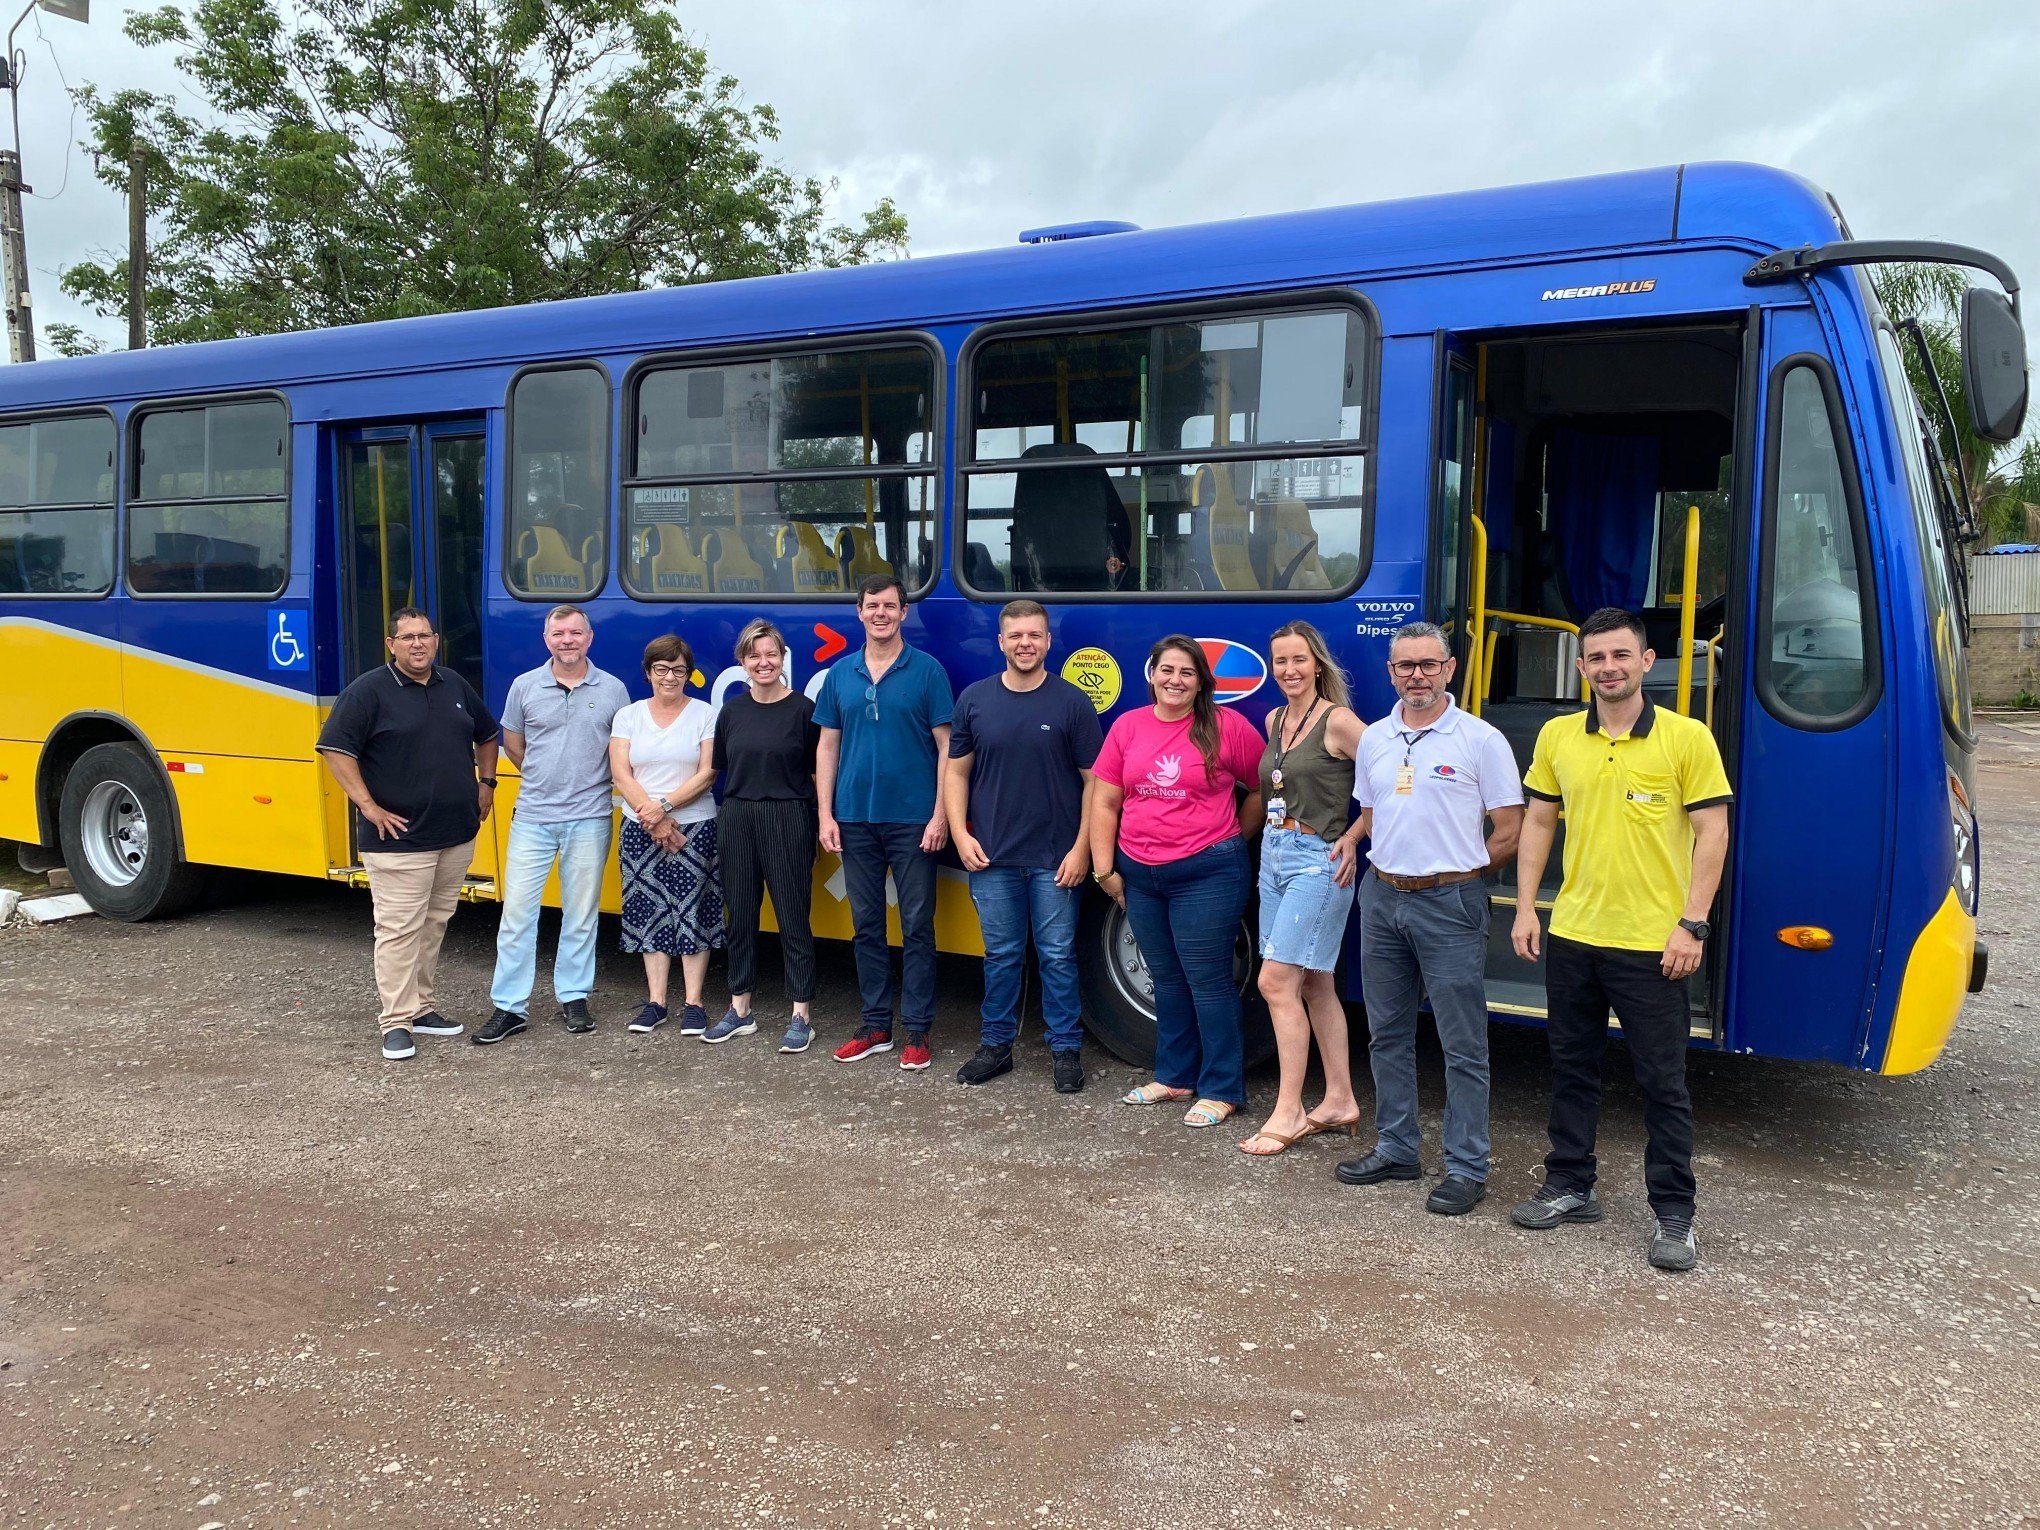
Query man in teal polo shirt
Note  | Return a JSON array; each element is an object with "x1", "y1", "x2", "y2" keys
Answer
[{"x1": 816, "y1": 573, "x2": 954, "y2": 1071}]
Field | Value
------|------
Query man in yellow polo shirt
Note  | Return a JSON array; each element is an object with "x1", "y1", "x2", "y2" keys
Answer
[{"x1": 1509, "y1": 608, "x2": 1731, "y2": 1272}]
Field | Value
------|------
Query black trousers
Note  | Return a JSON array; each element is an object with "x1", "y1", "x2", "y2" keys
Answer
[
  {"x1": 1543, "y1": 934, "x2": 1697, "y2": 1219},
  {"x1": 719, "y1": 798, "x2": 818, "y2": 1004}
]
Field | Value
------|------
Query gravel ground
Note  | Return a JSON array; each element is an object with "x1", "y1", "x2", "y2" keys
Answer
[{"x1": 3, "y1": 722, "x2": 2037, "y2": 1530}]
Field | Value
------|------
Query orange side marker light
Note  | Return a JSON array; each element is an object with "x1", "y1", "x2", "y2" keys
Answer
[
  {"x1": 253, "y1": 795, "x2": 273, "y2": 805},
  {"x1": 1777, "y1": 926, "x2": 1833, "y2": 951}
]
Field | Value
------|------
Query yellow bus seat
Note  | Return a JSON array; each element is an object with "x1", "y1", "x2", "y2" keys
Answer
[
  {"x1": 1196, "y1": 465, "x2": 1260, "y2": 592},
  {"x1": 777, "y1": 523, "x2": 843, "y2": 593},
  {"x1": 837, "y1": 524, "x2": 891, "y2": 584},
  {"x1": 644, "y1": 523, "x2": 708, "y2": 595},
  {"x1": 707, "y1": 527, "x2": 766, "y2": 594},
  {"x1": 1268, "y1": 498, "x2": 1330, "y2": 589},
  {"x1": 517, "y1": 523, "x2": 594, "y2": 593}
]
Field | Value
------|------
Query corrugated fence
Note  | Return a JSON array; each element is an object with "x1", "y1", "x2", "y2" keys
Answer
[{"x1": 1971, "y1": 551, "x2": 2040, "y2": 617}]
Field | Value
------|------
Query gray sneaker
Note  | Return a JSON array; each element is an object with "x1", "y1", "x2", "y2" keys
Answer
[
  {"x1": 1649, "y1": 1218, "x2": 1698, "y2": 1272},
  {"x1": 778, "y1": 1016, "x2": 815, "y2": 1054},
  {"x1": 1509, "y1": 1183, "x2": 1605, "y2": 1229}
]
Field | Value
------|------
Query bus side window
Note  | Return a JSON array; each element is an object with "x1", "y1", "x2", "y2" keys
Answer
[
  {"x1": 0, "y1": 413, "x2": 117, "y2": 597},
  {"x1": 127, "y1": 400, "x2": 289, "y2": 598},
  {"x1": 507, "y1": 366, "x2": 609, "y2": 599},
  {"x1": 1759, "y1": 363, "x2": 1875, "y2": 724}
]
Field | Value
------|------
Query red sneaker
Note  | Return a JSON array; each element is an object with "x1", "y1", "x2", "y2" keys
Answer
[
  {"x1": 899, "y1": 1038, "x2": 933, "y2": 1072},
  {"x1": 833, "y1": 1028, "x2": 894, "y2": 1063}
]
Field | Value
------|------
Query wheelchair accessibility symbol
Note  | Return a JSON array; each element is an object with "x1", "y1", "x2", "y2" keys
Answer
[{"x1": 268, "y1": 608, "x2": 309, "y2": 672}]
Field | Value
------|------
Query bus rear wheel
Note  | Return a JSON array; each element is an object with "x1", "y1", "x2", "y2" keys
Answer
[
  {"x1": 1077, "y1": 892, "x2": 1273, "y2": 1070},
  {"x1": 57, "y1": 742, "x2": 207, "y2": 922}
]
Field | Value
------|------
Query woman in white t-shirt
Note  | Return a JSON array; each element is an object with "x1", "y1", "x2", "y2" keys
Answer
[{"x1": 608, "y1": 634, "x2": 720, "y2": 1034}]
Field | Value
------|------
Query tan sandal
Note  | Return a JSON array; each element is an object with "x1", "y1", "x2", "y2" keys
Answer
[
  {"x1": 1239, "y1": 1126, "x2": 1302, "y2": 1157},
  {"x1": 1183, "y1": 1099, "x2": 1238, "y2": 1128}
]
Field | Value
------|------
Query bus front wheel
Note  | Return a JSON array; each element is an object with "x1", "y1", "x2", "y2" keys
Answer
[
  {"x1": 1077, "y1": 892, "x2": 1274, "y2": 1070},
  {"x1": 57, "y1": 742, "x2": 207, "y2": 922}
]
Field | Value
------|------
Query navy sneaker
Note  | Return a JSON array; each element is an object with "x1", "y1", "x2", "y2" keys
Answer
[
  {"x1": 627, "y1": 1002, "x2": 668, "y2": 1034},
  {"x1": 676, "y1": 1004, "x2": 711, "y2": 1037},
  {"x1": 778, "y1": 1016, "x2": 815, "y2": 1054},
  {"x1": 473, "y1": 1008, "x2": 527, "y2": 1046},
  {"x1": 380, "y1": 1028, "x2": 416, "y2": 1060},
  {"x1": 702, "y1": 1008, "x2": 758, "y2": 1044},
  {"x1": 1052, "y1": 1049, "x2": 1085, "y2": 1094}
]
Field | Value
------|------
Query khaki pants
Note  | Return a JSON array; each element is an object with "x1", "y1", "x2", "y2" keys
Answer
[{"x1": 362, "y1": 841, "x2": 475, "y2": 1034}]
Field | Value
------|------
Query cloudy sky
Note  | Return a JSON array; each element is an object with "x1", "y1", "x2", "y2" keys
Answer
[{"x1": 14, "y1": 0, "x2": 2040, "y2": 349}]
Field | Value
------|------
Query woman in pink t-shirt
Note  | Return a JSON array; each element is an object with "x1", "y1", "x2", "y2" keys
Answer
[{"x1": 1089, "y1": 635, "x2": 1264, "y2": 1127}]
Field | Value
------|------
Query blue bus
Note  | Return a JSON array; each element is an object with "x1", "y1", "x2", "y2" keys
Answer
[{"x1": 0, "y1": 161, "x2": 2023, "y2": 1074}]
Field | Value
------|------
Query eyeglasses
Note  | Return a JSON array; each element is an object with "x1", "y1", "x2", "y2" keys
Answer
[
  {"x1": 649, "y1": 664, "x2": 688, "y2": 679},
  {"x1": 393, "y1": 633, "x2": 436, "y2": 645},
  {"x1": 1389, "y1": 659, "x2": 1447, "y2": 677},
  {"x1": 865, "y1": 683, "x2": 880, "y2": 722}
]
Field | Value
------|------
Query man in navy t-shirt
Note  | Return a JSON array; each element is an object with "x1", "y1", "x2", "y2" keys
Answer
[{"x1": 943, "y1": 600, "x2": 1103, "y2": 1093}]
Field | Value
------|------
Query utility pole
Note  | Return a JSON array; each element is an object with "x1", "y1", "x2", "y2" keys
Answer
[
  {"x1": 0, "y1": 142, "x2": 29, "y2": 361},
  {"x1": 0, "y1": 0, "x2": 93, "y2": 363},
  {"x1": 126, "y1": 138, "x2": 143, "y2": 350}
]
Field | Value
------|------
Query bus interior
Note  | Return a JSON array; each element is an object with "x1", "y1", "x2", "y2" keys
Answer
[{"x1": 1449, "y1": 322, "x2": 1744, "y2": 1030}]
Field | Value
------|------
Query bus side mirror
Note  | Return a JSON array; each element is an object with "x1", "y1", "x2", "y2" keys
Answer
[{"x1": 1961, "y1": 288, "x2": 2029, "y2": 443}]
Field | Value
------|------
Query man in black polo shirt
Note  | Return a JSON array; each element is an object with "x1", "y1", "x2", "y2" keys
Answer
[{"x1": 318, "y1": 607, "x2": 500, "y2": 1060}]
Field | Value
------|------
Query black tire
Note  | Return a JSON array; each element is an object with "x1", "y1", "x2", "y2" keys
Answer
[
  {"x1": 1076, "y1": 890, "x2": 1273, "y2": 1069},
  {"x1": 57, "y1": 742, "x2": 208, "y2": 921}
]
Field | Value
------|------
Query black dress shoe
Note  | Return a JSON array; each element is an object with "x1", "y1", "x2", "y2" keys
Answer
[
  {"x1": 1334, "y1": 1149, "x2": 1421, "y2": 1186},
  {"x1": 1426, "y1": 1174, "x2": 1488, "y2": 1216}
]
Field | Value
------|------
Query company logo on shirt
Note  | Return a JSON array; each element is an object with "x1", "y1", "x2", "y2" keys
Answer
[
  {"x1": 1431, "y1": 763, "x2": 1457, "y2": 779},
  {"x1": 1146, "y1": 754, "x2": 1182, "y2": 790}
]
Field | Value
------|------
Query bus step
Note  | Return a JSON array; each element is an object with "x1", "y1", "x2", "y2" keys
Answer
[{"x1": 323, "y1": 866, "x2": 497, "y2": 902}]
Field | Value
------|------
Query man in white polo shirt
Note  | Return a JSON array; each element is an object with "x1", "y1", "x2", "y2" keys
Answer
[{"x1": 1336, "y1": 621, "x2": 1524, "y2": 1215}]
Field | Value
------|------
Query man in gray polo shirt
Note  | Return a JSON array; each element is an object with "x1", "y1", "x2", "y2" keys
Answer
[
  {"x1": 1336, "y1": 621, "x2": 1525, "y2": 1215},
  {"x1": 476, "y1": 604, "x2": 631, "y2": 1043}
]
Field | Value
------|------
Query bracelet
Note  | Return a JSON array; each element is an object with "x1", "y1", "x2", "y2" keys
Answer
[{"x1": 478, "y1": 776, "x2": 497, "y2": 787}]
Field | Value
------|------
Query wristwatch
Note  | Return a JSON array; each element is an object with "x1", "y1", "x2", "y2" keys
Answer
[
  {"x1": 478, "y1": 776, "x2": 498, "y2": 787},
  {"x1": 1092, "y1": 869, "x2": 1118, "y2": 885},
  {"x1": 1678, "y1": 918, "x2": 1711, "y2": 941}
]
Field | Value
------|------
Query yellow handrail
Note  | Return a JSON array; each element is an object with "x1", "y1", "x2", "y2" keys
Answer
[
  {"x1": 1486, "y1": 608, "x2": 1578, "y2": 634},
  {"x1": 1466, "y1": 514, "x2": 1488, "y2": 716},
  {"x1": 1676, "y1": 502, "x2": 1700, "y2": 716},
  {"x1": 1481, "y1": 609, "x2": 1590, "y2": 704},
  {"x1": 1704, "y1": 625, "x2": 1725, "y2": 729}
]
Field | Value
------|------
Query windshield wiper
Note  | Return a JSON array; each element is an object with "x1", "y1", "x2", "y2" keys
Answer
[{"x1": 1899, "y1": 318, "x2": 1975, "y2": 632}]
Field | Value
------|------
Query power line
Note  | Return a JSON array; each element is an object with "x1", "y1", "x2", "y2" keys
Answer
[{"x1": 24, "y1": 8, "x2": 76, "y2": 202}]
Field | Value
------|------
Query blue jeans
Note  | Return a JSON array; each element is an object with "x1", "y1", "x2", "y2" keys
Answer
[
  {"x1": 840, "y1": 821, "x2": 938, "y2": 1034},
  {"x1": 1117, "y1": 836, "x2": 1252, "y2": 1106},
  {"x1": 1358, "y1": 869, "x2": 1493, "y2": 1181},
  {"x1": 490, "y1": 813, "x2": 613, "y2": 1012},
  {"x1": 969, "y1": 866, "x2": 1082, "y2": 1051}
]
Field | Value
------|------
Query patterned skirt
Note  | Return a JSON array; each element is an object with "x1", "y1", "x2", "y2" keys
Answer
[{"x1": 619, "y1": 818, "x2": 725, "y2": 955}]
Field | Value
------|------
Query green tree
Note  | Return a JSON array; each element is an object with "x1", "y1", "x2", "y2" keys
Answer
[
  {"x1": 52, "y1": 0, "x2": 906, "y2": 349},
  {"x1": 1873, "y1": 263, "x2": 2039, "y2": 545}
]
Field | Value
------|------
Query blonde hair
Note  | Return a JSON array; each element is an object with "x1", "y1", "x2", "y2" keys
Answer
[
  {"x1": 735, "y1": 617, "x2": 787, "y2": 664},
  {"x1": 1268, "y1": 621, "x2": 1352, "y2": 712}
]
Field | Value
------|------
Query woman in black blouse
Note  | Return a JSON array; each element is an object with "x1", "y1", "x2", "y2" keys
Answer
[{"x1": 705, "y1": 618, "x2": 822, "y2": 1053}]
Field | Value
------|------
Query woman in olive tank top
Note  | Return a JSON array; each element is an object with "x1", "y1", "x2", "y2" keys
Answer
[{"x1": 1241, "y1": 621, "x2": 1367, "y2": 1157}]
